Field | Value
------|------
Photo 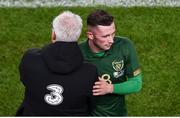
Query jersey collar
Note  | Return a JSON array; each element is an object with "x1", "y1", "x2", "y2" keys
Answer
[{"x1": 84, "y1": 40, "x2": 114, "y2": 58}]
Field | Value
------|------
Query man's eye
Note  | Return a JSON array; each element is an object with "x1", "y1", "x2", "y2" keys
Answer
[{"x1": 102, "y1": 35, "x2": 109, "y2": 38}]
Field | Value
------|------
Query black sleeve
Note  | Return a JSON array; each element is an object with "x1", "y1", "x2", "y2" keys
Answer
[
  {"x1": 87, "y1": 67, "x2": 98, "y2": 115},
  {"x1": 19, "y1": 49, "x2": 35, "y2": 85},
  {"x1": 16, "y1": 100, "x2": 25, "y2": 116},
  {"x1": 19, "y1": 50, "x2": 29, "y2": 86}
]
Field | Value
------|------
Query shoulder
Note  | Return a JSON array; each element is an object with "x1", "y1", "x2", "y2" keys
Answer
[
  {"x1": 113, "y1": 36, "x2": 135, "y2": 50},
  {"x1": 82, "y1": 62, "x2": 98, "y2": 81},
  {"x1": 79, "y1": 40, "x2": 87, "y2": 49},
  {"x1": 82, "y1": 62, "x2": 98, "y2": 75},
  {"x1": 21, "y1": 48, "x2": 41, "y2": 62},
  {"x1": 19, "y1": 48, "x2": 42, "y2": 70},
  {"x1": 114, "y1": 36, "x2": 133, "y2": 45},
  {"x1": 26, "y1": 48, "x2": 41, "y2": 55},
  {"x1": 78, "y1": 40, "x2": 90, "y2": 57},
  {"x1": 83, "y1": 62, "x2": 97, "y2": 71}
]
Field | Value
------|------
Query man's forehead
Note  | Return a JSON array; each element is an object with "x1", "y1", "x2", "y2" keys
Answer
[
  {"x1": 95, "y1": 23, "x2": 115, "y2": 34},
  {"x1": 97, "y1": 23, "x2": 115, "y2": 30}
]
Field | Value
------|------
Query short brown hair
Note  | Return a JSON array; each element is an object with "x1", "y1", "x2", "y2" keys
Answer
[{"x1": 87, "y1": 9, "x2": 114, "y2": 27}]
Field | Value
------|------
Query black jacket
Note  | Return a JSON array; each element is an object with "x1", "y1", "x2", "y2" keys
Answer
[{"x1": 16, "y1": 42, "x2": 98, "y2": 116}]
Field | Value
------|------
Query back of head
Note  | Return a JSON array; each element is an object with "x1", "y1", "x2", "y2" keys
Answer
[
  {"x1": 52, "y1": 11, "x2": 83, "y2": 42},
  {"x1": 87, "y1": 9, "x2": 114, "y2": 27}
]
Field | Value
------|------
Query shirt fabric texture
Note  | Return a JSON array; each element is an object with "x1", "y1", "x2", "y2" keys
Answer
[
  {"x1": 79, "y1": 36, "x2": 141, "y2": 116},
  {"x1": 16, "y1": 41, "x2": 98, "y2": 116}
]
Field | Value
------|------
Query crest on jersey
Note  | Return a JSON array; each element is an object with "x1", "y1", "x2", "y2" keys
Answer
[
  {"x1": 112, "y1": 59, "x2": 124, "y2": 78},
  {"x1": 112, "y1": 60, "x2": 124, "y2": 71}
]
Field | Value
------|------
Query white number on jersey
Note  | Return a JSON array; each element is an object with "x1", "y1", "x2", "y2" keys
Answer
[{"x1": 44, "y1": 84, "x2": 64, "y2": 105}]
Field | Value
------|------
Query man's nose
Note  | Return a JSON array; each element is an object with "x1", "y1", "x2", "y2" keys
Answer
[{"x1": 108, "y1": 35, "x2": 114, "y2": 43}]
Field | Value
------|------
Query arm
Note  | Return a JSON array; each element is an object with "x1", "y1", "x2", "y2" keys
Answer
[
  {"x1": 112, "y1": 39, "x2": 142, "y2": 94},
  {"x1": 113, "y1": 73, "x2": 142, "y2": 94},
  {"x1": 92, "y1": 74, "x2": 142, "y2": 96},
  {"x1": 19, "y1": 51, "x2": 28, "y2": 86},
  {"x1": 93, "y1": 39, "x2": 142, "y2": 96},
  {"x1": 19, "y1": 49, "x2": 35, "y2": 86}
]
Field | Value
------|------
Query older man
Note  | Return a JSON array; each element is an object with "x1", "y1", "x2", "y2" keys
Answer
[{"x1": 16, "y1": 11, "x2": 98, "y2": 116}]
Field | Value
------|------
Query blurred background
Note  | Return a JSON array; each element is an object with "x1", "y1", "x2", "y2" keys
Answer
[
  {"x1": 1, "y1": 0, "x2": 180, "y2": 7},
  {"x1": 0, "y1": 0, "x2": 180, "y2": 116}
]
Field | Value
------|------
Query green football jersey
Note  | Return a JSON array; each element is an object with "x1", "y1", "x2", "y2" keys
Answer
[{"x1": 79, "y1": 36, "x2": 141, "y2": 116}]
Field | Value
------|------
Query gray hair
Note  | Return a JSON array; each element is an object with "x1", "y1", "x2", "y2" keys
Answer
[{"x1": 52, "y1": 11, "x2": 83, "y2": 42}]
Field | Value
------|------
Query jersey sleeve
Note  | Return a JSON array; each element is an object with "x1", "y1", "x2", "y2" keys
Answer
[
  {"x1": 113, "y1": 73, "x2": 142, "y2": 94},
  {"x1": 124, "y1": 40, "x2": 141, "y2": 78}
]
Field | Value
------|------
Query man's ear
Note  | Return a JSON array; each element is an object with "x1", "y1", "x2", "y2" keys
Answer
[
  {"x1": 86, "y1": 31, "x2": 94, "y2": 40},
  {"x1": 51, "y1": 31, "x2": 56, "y2": 43}
]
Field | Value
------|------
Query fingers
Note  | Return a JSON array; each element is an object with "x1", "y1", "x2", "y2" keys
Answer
[
  {"x1": 93, "y1": 81, "x2": 106, "y2": 96},
  {"x1": 93, "y1": 83, "x2": 102, "y2": 96},
  {"x1": 93, "y1": 92, "x2": 101, "y2": 96},
  {"x1": 98, "y1": 77, "x2": 106, "y2": 81},
  {"x1": 94, "y1": 81, "x2": 101, "y2": 85},
  {"x1": 93, "y1": 85, "x2": 100, "y2": 89},
  {"x1": 93, "y1": 88, "x2": 103, "y2": 96},
  {"x1": 94, "y1": 81, "x2": 105, "y2": 87},
  {"x1": 92, "y1": 89, "x2": 100, "y2": 93},
  {"x1": 93, "y1": 77, "x2": 110, "y2": 96}
]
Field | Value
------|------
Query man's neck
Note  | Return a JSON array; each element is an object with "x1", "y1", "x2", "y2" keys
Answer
[{"x1": 88, "y1": 40, "x2": 103, "y2": 53}]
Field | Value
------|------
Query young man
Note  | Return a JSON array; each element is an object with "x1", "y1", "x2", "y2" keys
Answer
[
  {"x1": 79, "y1": 9, "x2": 142, "y2": 116},
  {"x1": 16, "y1": 11, "x2": 98, "y2": 116}
]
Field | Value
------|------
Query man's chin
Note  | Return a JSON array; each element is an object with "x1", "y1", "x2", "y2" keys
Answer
[
  {"x1": 107, "y1": 45, "x2": 112, "y2": 49},
  {"x1": 104, "y1": 47, "x2": 111, "y2": 51}
]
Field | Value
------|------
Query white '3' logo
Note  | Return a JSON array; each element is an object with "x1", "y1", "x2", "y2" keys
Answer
[{"x1": 44, "y1": 84, "x2": 64, "y2": 105}]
